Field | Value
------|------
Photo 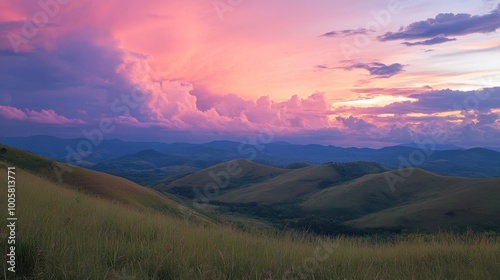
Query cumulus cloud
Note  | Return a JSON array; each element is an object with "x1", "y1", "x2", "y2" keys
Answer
[
  {"x1": 110, "y1": 49, "x2": 335, "y2": 133},
  {"x1": 329, "y1": 112, "x2": 500, "y2": 148},
  {"x1": 0, "y1": 28, "x2": 141, "y2": 122},
  {"x1": 349, "y1": 87, "x2": 500, "y2": 115},
  {"x1": 26, "y1": 109, "x2": 86, "y2": 125},
  {"x1": 0, "y1": 105, "x2": 26, "y2": 120},
  {"x1": 0, "y1": 105, "x2": 85, "y2": 125},
  {"x1": 0, "y1": 20, "x2": 334, "y2": 136},
  {"x1": 336, "y1": 116, "x2": 376, "y2": 130},
  {"x1": 1, "y1": 0, "x2": 499, "y2": 147},
  {"x1": 211, "y1": 94, "x2": 254, "y2": 118},
  {"x1": 477, "y1": 112, "x2": 499, "y2": 125},
  {"x1": 325, "y1": 86, "x2": 500, "y2": 147},
  {"x1": 379, "y1": 4, "x2": 500, "y2": 45}
]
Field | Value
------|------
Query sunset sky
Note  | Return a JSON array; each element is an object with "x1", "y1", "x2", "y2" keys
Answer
[{"x1": 1, "y1": 0, "x2": 499, "y2": 147}]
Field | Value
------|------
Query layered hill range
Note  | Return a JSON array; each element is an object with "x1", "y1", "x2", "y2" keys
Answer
[
  {"x1": 159, "y1": 159, "x2": 500, "y2": 233},
  {"x1": 2, "y1": 136, "x2": 500, "y2": 187},
  {"x1": 1, "y1": 141, "x2": 499, "y2": 234}
]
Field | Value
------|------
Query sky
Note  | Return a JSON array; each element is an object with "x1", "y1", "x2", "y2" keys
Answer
[{"x1": 0, "y1": 0, "x2": 499, "y2": 147}]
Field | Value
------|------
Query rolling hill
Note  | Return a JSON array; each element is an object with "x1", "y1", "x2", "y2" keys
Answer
[
  {"x1": 162, "y1": 160, "x2": 389, "y2": 204},
  {"x1": 162, "y1": 159, "x2": 292, "y2": 198},
  {"x1": 216, "y1": 162, "x2": 390, "y2": 204},
  {"x1": 216, "y1": 164, "x2": 341, "y2": 204},
  {"x1": 301, "y1": 169, "x2": 500, "y2": 232},
  {"x1": 161, "y1": 156, "x2": 500, "y2": 234},
  {"x1": 2, "y1": 142, "x2": 499, "y2": 234}
]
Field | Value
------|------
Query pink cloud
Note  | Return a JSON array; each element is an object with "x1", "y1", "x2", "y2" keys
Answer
[
  {"x1": 0, "y1": 105, "x2": 85, "y2": 125},
  {"x1": 0, "y1": 105, "x2": 27, "y2": 120},
  {"x1": 1, "y1": 1, "x2": 499, "y2": 147},
  {"x1": 120, "y1": 54, "x2": 332, "y2": 133},
  {"x1": 26, "y1": 108, "x2": 85, "y2": 125},
  {"x1": 134, "y1": 79, "x2": 332, "y2": 133},
  {"x1": 211, "y1": 94, "x2": 254, "y2": 118}
]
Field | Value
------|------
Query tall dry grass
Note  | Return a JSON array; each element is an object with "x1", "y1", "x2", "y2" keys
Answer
[{"x1": 1, "y1": 167, "x2": 499, "y2": 279}]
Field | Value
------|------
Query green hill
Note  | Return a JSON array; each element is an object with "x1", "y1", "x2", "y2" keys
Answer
[
  {"x1": 162, "y1": 159, "x2": 292, "y2": 198},
  {"x1": 302, "y1": 169, "x2": 500, "y2": 232},
  {"x1": 217, "y1": 162, "x2": 389, "y2": 204}
]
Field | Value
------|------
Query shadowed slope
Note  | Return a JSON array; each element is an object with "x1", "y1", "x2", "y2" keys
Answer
[
  {"x1": 163, "y1": 159, "x2": 292, "y2": 197},
  {"x1": 302, "y1": 169, "x2": 500, "y2": 232},
  {"x1": 217, "y1": 162, "x2": 389, "y2": 204}
]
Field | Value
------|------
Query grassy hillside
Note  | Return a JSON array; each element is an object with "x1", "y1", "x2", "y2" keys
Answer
[
  {"x1": 302, "y1": 169, "x2": 500, "y2": 232},
  {"x1": 302, "y1": 169, "x2": 457, "y2": 213},
  {"x1": 2, "y1": 166, "x2": 500, "y2": 279},
  {"x1": 348, "y1": 180, "x2": 500, "y2": 232},
  {"x1": 163, "y1": 159, "x2": 292, "y2": 197},
  {"x1": 217, "y1": 162, "x2": 388, "y2": 204},
  {"x1": 0, "y1": 144, "x2": 189, "y2": 217}
]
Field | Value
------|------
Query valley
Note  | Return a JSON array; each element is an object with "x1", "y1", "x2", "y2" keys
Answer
[{"x1": 1, "y1": 144, "x2": 500, "y2": 279}]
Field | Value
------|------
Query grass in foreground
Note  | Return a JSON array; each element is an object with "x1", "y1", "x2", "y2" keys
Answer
[{"x1": 1, "y1": 167, "x2": 500, "y2": 279}]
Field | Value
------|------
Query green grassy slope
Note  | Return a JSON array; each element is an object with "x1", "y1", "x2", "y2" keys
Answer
[
  {"x1": 163, "y1": 159, "x2": 292, "y2": 195},
  {"x1": 302, "y1": 169, "x2": 500, "y2": 232},
  {"x1": 217, "y1": 162, "x2": 389, "y2": 204},
  {"x1": 0, "y1": 144, "x2": 188, "y2": 217},
  {"x1": 1, "y1": 166, "x2": 500, "y2": 279},
  {"x1": 217, "y1": 164, "x2": 341, "y2": 204},
  {"x1": 348, "y1": 179, "x2": 500, "y2": 232},
  {"x1": 302, "y1": 169, "x2": 457, "y2": 213}
]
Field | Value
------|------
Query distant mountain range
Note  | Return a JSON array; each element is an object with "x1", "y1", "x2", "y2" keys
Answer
[{"x1": 1, "y1": 135, "x2": 500, "y2": 184}]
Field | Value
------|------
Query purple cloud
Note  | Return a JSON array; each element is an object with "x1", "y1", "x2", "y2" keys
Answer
[
  {"x1": 341, "y1": 62, "x2": 405, "y2": 78},
  {"x1": 336, "y1": 116, "x2": 376, "y2": 130},
  {"x1": 477, "y1": 112, "x2": 499, "y2": 125},
  {"x1": 0, "y1": 29, "x2": 137, "y2": 122},
  {"x1": 402, "y1": 35, "x2": 457, "y2": 46},
  {"x1": 321, "y1": 28, "x2": 373, "y2": 37},
  {"x1": 379, "y1": 4, "x2": 500, "y2": 45},
  {"x1": 0, "y1": 105, "x2": 85, "y2": 125},
  {"x1": 348, "y1": 87, "x2": 500, "y2": 115}
]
